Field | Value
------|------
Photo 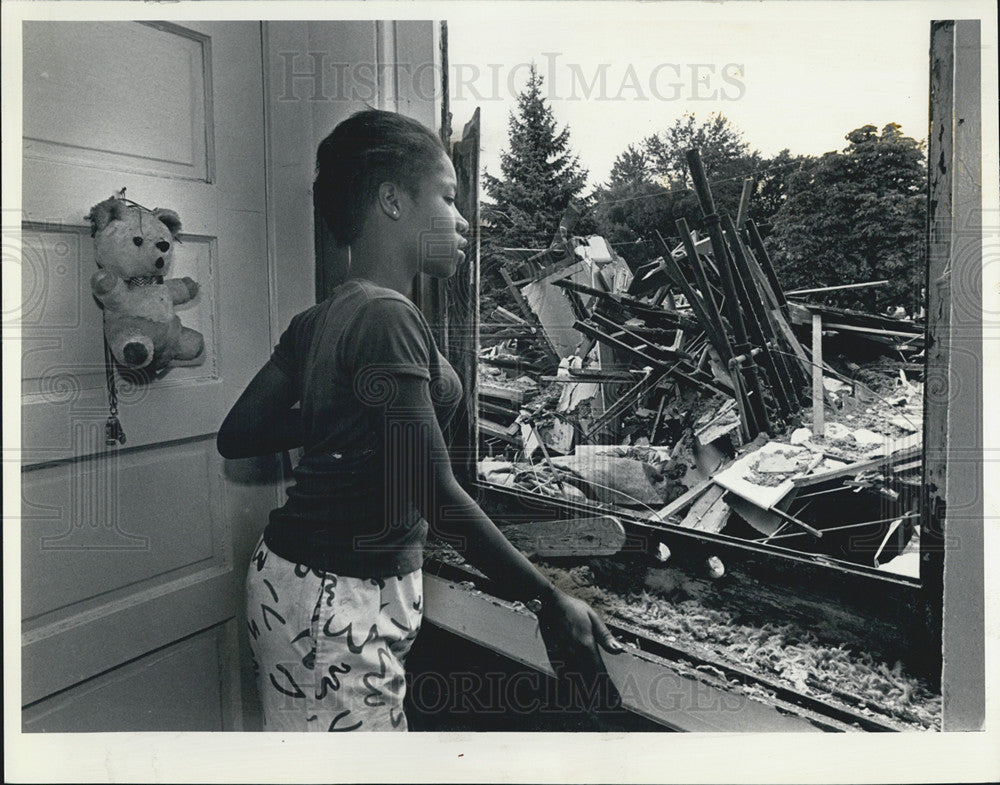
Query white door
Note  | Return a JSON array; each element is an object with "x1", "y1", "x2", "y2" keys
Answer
[{"x1": 19, "y1": 21, "x2": 276, "y2": 731}]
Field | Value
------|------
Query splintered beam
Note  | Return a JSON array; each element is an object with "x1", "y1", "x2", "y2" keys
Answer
[{"x1": 685, "y1": 148, "x2": 771, "y2": 437}]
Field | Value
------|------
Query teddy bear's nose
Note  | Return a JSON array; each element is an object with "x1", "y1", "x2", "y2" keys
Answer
[
  {"x1": 133, "y1": 236, "x2": 143, "y2": 247},
  {"x1": 156, "y1": 241, "x2": 170, "y2": 253}
]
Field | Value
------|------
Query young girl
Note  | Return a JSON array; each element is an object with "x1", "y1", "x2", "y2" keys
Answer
[{"x1": 217, "y1": 109, "x2": 623, "y2": 732}]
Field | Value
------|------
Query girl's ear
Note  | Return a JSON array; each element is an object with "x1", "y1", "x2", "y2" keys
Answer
[{"x1": 377, "y1": 182, "x2": 402, "y2": 219}]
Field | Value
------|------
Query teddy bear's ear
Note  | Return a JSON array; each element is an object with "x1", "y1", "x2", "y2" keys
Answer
[
  {"x1": 85, "y1": 198, "x2": 127, "y2": 238},
  {"x1": 153, "y1": 209, "x2": 182, "y2": 240}
]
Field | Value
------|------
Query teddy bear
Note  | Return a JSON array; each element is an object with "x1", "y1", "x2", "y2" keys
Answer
[{"x1": 87, "y1": 196, "x2": 204, "y2": 371}]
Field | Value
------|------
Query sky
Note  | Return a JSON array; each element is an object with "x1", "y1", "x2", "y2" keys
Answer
[{"x1": 447, "y1": 7, "x2": 932, "y2": 190}]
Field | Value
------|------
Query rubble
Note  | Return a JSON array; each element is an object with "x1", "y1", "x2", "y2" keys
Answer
[
  {"x1": 538, "y1": 561, "x2": 942, "y2": 731},
  {"x1": 477, "y1": 147, "x2": 926, "y2": 574}
]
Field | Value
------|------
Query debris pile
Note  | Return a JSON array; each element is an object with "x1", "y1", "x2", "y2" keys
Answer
[
  {"x1": 477, "y1": 148, "x2": 926, "y2": 572},
  {"x1": 533, "y1": 561, "x2": 941, "y2": 731}
]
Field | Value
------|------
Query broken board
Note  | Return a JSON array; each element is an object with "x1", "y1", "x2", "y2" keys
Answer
[
  {"x1": 678, "y1": 484, "x2": 730, "y2": 533},
  {"x1": 713, "y1": 442, "x2": 845, "y2": 510},
  {"x1": 726, "y1": 492, "x2": 783, "y2": 537},
  {"x1": 501, "y1": 515, "x2": 627, "y2": 557},
  {"x1": 652, "y1": 479, "x2": 713, "y2": 522},
  {"x1": 521, "y1": 261, "x2": 590, "y2": 358}
]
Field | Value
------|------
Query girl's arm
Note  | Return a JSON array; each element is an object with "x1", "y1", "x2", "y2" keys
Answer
[
  {"x1": 217, "y1": 361, "x2": 303, "y2": 459},
  {"x1": 381, "y1": 376, "x2": 624, "y2": 677}
]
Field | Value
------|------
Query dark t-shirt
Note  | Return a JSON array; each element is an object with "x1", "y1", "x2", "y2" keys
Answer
[{"x1": 263, "y1": 278, "x2": 462, "y2": 577}]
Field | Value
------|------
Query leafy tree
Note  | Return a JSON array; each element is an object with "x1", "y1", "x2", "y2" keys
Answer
[
  {"x1": 748, "y1": 148, "x2": 814, "y2": 235},
  {"x1": 482, "y1": 64, "x2": 588, "y2": 259},
  {"x1": 645, "y1": 112, "x2": 762, "y2": 212},
  {"x1": 607, "y1": 144, "x2": 653, "y2": 188},
  {"x1": 767, "y1": 124, "x2": 926, "y2": 311},
  {"x1": 590, "y1": 169, "x2": 672, "y2": 267},
  {"x1": 591, "y1": 113, "x2": 775, "y2": 263}
]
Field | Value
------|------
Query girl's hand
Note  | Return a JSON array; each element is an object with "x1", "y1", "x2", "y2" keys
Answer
[{"x1": 536, "y1": 589, "x2": 625, "y2": 681}]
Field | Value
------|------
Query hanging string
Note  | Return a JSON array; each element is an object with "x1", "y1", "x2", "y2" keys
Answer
[
  {"x1": 103, "y1": 329, "x2": 126, "y2": 446},
  {"x1": 97, "y1": 186, "x2": 129, "y2": 447},
  {"x1": 114, "y1": 185, "x2": 155, "y2": 214}
]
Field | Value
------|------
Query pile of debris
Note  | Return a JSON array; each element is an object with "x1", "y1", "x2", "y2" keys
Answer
[
  {"x1": 477, "y1": 148, "x2": 926, "y2": 572},
  {"x1": 533, "y1": 560, "x2": 941, "y2": 731}
]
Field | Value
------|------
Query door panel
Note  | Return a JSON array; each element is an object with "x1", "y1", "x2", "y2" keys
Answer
[
  {"x1": 23, "y1": 21, "x2": 212, "y2": 181},
  {"x1": 21, "y1": 21, "x2": 276, "y2": 730},
  {"x1": 22, "y1": 623, "x2": 232, "y2": 732},
  {"x1": 21, "y1": 224, "x2": 220, "y2": 458},
  {"x1": 22, "y1": 444, "x2": 218, "y2": 621}
]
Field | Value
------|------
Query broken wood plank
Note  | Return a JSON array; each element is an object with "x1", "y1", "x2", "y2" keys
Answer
[
  {"x1": 786, "y1": 280, "x2": 890, "y2": 296},
  {"x1": 553, "y1": 277, "x2": 702, "y2": 332},
  {"x1": 479, "y1": 326, "x2": 540, "y2": 342},
  {"x1": 649, "y1": 392, "x2": 667, "y2": 444},
  {"x1": 521, "y1": 257, "x2": 585, "y2": 286},
  {"x1": 479, "y1": 418, "x2": 521, "y2": 444},
  {"x1": 660, "y1": 229, "x2": 728, "y2": 356},
  {"x1": 771, "y1": 306, "x2": 814, "y2": 378},
  {"x1": 694, "y1": 495, "x2": 732, "y2": 534},
  {"x1": 790, "y1": 443, "x2": 923, "y2": 487},
  {"x1": 746, "y1": 220, "x2": 790, "y2": 319},
  {"x1": 478, "y1": 381, "x2": 530, "y2": 405},
  {"x1": 539, "y1": 369, "x2": 642, "y2": 383},
  {"x1": 736, "y1": 177, "x2": 754, "y2": 228},
  {"x1": 477, "y1": 398, "x2": 519, "y2": 419},
  {"x1": 492, "y1": 305, "x2": 529, "y2": 324},
  {"x1": 722, "y1": 213, "x2": 797, "y2": 416},
  {"x1": 743, "y1": 243, "x2": 783, "y2": 314},
  {"x1": 499, "y1": 265, "x2": 561, "y2": 363},
  {"x1": 573, "y1": 319, "x2": 670, "y2": 369},
  {"x1": 770, "y1": 505, "x2": 823, "y2": 538},
  {"x1": 685, "y1": 149, "x2": 770, "y2": 437},
  {"x1": 590, "y1": 312, "x2": 691, "y2": 361},
  {"x1": 812, "y1": 312, "x2": 825, "y2": 438},
  {"x1": 626, "y1": 259, "x2": 670, "y2": 297},
  {"x1": 679, "y1": 484, "x2": 729, "y2": 533},
  {"x1": 500, "y1": 515, "x2": 627, "y2": 557},
  {"x1": 821, "y1": 322, "x2": 926, "y2": 339},
  {"x1": 726, "y1": 492, "x2": 783, "y2": 537},
  {"x1": 652, "y1": 479, "x2": 713, "y2": 521},
  {"x1": 479, "y1": 355, "x2": 543, "y2": 374},
  {"x1": 787, "y1": 300, "x2": 922, "y2": 333},
  {"x1": 736, "y1": 230, "x2": 809, "y2": 397}
]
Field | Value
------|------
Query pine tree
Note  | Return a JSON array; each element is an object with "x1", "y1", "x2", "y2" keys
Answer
[{"x1": 482, "y1": 64, "x2": 588, "y2": 254}]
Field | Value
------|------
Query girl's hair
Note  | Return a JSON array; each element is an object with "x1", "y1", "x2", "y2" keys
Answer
[{"x1": 314, "y1": 109, "x2": 446, "y2": 246}]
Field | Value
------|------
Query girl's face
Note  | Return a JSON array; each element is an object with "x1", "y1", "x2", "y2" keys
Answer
[{"x1": 400, "y1": 152, "x2": 470, "y2": 278}]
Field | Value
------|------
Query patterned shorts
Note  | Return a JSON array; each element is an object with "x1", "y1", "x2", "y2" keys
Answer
[{"x1": 245, "y1": 536, "x2": 423, "y2": 732}]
